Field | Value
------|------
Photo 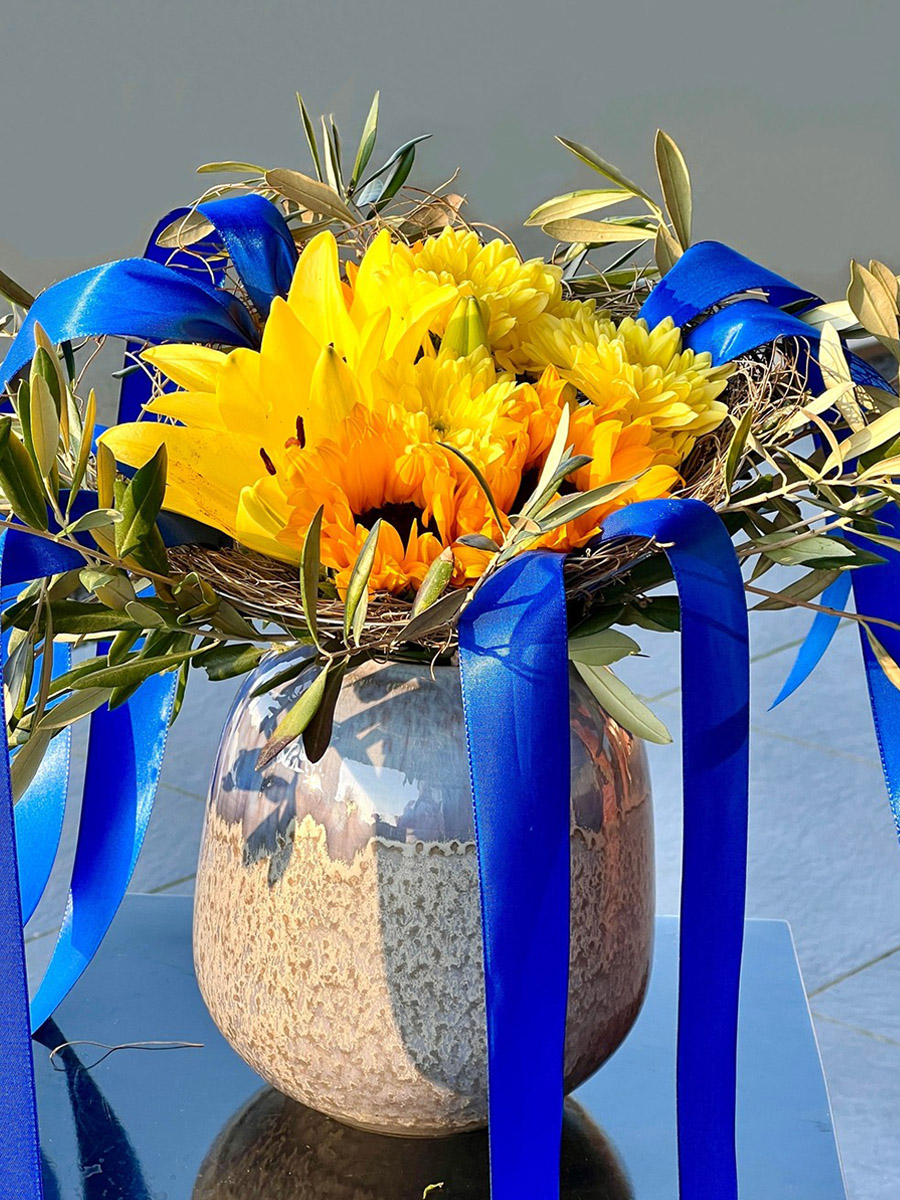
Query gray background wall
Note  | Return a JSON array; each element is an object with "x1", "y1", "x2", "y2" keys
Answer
[{"x1": 1, "y1": 0, "x2": 898, "y2": 301}]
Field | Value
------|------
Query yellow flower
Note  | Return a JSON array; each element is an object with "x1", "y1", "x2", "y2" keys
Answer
[
  {"x1": 371, "y1": 347, "x2": 530, "y2": 510},
  {"x1": 98, "y1": 225, "x2": 732, "y2": 595},
  {"x1": 351, "y1": 226, "x2": 583, "y2": 373},
  {"x1": 277, "y1": 406, "x2": 454, "y2": 595},
  {"x1": 448, "y1": 369, "x2": 682, "y2": 578},
  {"x1": 99, "y1": 231, "x2": 456, "y2": 562},
  {"x1": 522, "y1": 313, "x2": 731, "y2": 464}
]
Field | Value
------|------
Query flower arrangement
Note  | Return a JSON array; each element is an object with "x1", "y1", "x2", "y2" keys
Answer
[{"x1": 2, "y1": 93, "x2": 899, "y2": 782}]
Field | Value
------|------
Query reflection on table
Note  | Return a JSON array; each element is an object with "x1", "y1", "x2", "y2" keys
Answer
[{"x1": 193, "y1": 1088, "x2": 633, "y2": 1200}]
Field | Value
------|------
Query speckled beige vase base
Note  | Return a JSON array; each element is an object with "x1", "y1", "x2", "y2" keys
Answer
[{"x1": 194, "y1": 805, "x2": 653, "y2": 1137}]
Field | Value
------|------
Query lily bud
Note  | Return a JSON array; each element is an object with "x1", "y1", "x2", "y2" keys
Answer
[{"x1": 441, "y1": 296, "x2": 490, "y2": 358}]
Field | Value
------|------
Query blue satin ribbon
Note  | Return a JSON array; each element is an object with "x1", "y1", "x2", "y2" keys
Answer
[
  {"x1": 771, "y1": 573, "x2": 852, "y2": 708},
  {"x1": 848, "y1": 508, "x2": 900, "y2": 839},
  {"x1": 459, "y1": 500, "x2": 749, "y2": 1200},
  {"x1": 0, "y1": 533, "x2": 44, "y2": 1200},
  {"x1": 639, "y1": 240, "x2": 818, "y2": 328},
  {"x1": 0, "y1": 194, "x2": 298, "y2": 398},
  {"x1": 603, "y1": 499, "x2": 750, "y2": 1200},
  {"x1": 14, "y1": 643, "x2": 72, "y2": 924},
  {"x1": 28, "y1": 668, "x2": 177, "y2": 1030},
  {"x1": 458, "y1": 551, "x2": 571, "y2": 1200},
  {"x1": 640, "y1": 241, "x2": 890, "y2": 393}
]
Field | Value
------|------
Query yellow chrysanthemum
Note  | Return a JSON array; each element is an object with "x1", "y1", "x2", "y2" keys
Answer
[
  {"x1": 351, "y1": 226, "x2": 583, "y2": 373},
  {"x1": 371, "y1": 347, "x2": 533, "y2": 510},
  {"x1": 522, "y1": 313, "x2": 732, "y2": 464}
]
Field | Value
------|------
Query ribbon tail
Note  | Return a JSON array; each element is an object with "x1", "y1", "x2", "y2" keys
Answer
[
  {"x1": 14, "y1": 642, "x2": 73, "y2": 922},
  {"x1": 0, "y1": 531, "x2": 44, "y2": 1199},
  {"x1": 602, "y1": 498, "x2": 749, "y2": 1200},
  {"x1": 458, "y1": 551, "x2": 571, "y2": 1200},
  {"x1": 29, "y1": 668, "x2": 177, "y2": 1031},
  {"x1": 770, "y1": 573, "x2": 852, "y2": 708},
  {"x1": 848, "y1": 508, "x2": 900, "y2": 839}
]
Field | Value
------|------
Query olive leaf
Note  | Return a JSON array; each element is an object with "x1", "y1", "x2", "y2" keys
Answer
[
  {"x1": 526, "y1": 189, "x2": 630, "y2": 227},
  {"x1": 864, "y1": 626, "x2": 900, "y2": 691},
  {"x1": 156, "y1": 209, "x2": 215, "y2": 250},
  {"x1": 69, "y1": 387, "x2": 96, "y2": 502},
  {"x1": 250, "y1": 652, "x2": 318, "y2": 699},
  {"x1": 36, "y1": 688, "x2": 113, "y2": 731},
  {"x1": 27, "y1": 373, "x2": 59, "y2": 491},
  {"x1": 31, "y1": 333, "x2": 65, "y2": 416},
  {"x1": 344, "y1": 520, "x2": 381, "y2": 645},
  {"x1": 5, "y1": 600, "x2": 141, "y2": 636},
  {"x1": 10, "y1": 727, "x2": 54, "y2": 803},
  {"x1": 456, "y1": 533, "x2": 500, "y2": 552},
  {"x1": 0, "y1": 416, "x2": 49, "y2": 530},
  {"x1": 438, "y1": 442, "x2": 506, "y2": 533},
  {"x1": 320, "y1": 115, "x2": 344, "y2": 197},
  {"x1": 396, "y1": 587, "x2": 469, "y2": 643},
  {"x1": 66, "y1": 647, "x2": 203, "y2": 692},
  {"x1": 264, "y1": 168, "x2": 356, "y2": 223},
  {"x1": 573, "y1": 662, "x2": 673, "y2": 744},
  {"x1": 724, "y1": 406, "x2": 756, "y2": 493},
  {"x1": 538, "y1": 476, "x2": 641, "y2": 532},
  {"x1": 116, "y1": 443, "x2": 167, "y2": 558},
  {"x1": 798, "y1": 300, "x2": 862, "y2": 334},
  {"x1": 542, "y1": 218, "x2": 655, "y2": 245},
  {"x1": 196, "y1": 161, "x2": 265, "y2": 175},
  {"x1": 847, "y1": 260, "x2": 900, "y2": 350},
  {"x1": 822, "y1": 407, "x2": 900, "y2": 474},
  {"x1": 300, "y1": 505, "x2": 324, "y2": 650},
  {"x1": 411, "y1": 549, "x2": 454, "y2": 617},
  {"x1": 361, "y1": 146, "x2": 417, "y2": 211},
  {"x1": 257, "y1": 663, "x2": 331, "y2": 768},
  {"x1": 554, "y1": 138, "x2": 660, "y2": 210},
  {"x1": 302, "y1": 659, "x2": 349, "y2": 764},
  {"x1": 751, "y1": 569, "x2": 841, "y2": 611},
  {"x1": 654, "y1": 130, "x2": 692, "y2": 249},
  {"x1": 200, "y1": 643, "x2": 266, "y2": 682},
  {"x1": 760, "y1": 532, "x2": 883, "y2": 569},
  {"x1": 349, "y1": 91, "x2": 379, "y2": 191},
  {"x1": 296, "y1": 92, "x2": 324, "y2": 181},
  {"x1": 654, "y1": 223, "x2": 682, "y2": 274},
  {"x1": 0, "y1": 265, "x2": 35, "y2": 310},
  {"x1": 568, "y1": 628, "x2": 641, "y2": 667},
  {"x1": 65, "y1": 508, "x2": 122, "y2": 536}
]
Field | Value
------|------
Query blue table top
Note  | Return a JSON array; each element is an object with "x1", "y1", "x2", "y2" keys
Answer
[{"x1": 32, "y1": 896, "x2": 846, "y2": 1198}]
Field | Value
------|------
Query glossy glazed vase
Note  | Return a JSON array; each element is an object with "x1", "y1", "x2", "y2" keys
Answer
[{"x1": 193, "y1": 653, "x2": 654, "y2": 1137}]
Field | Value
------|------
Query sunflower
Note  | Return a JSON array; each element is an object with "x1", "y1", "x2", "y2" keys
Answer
[
  {"x1": 275, "y1": 406, "x2": 455, "y2": 595},
  {"x1": 522, "y1": 313, "x2": 731, "y2": 464}
]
